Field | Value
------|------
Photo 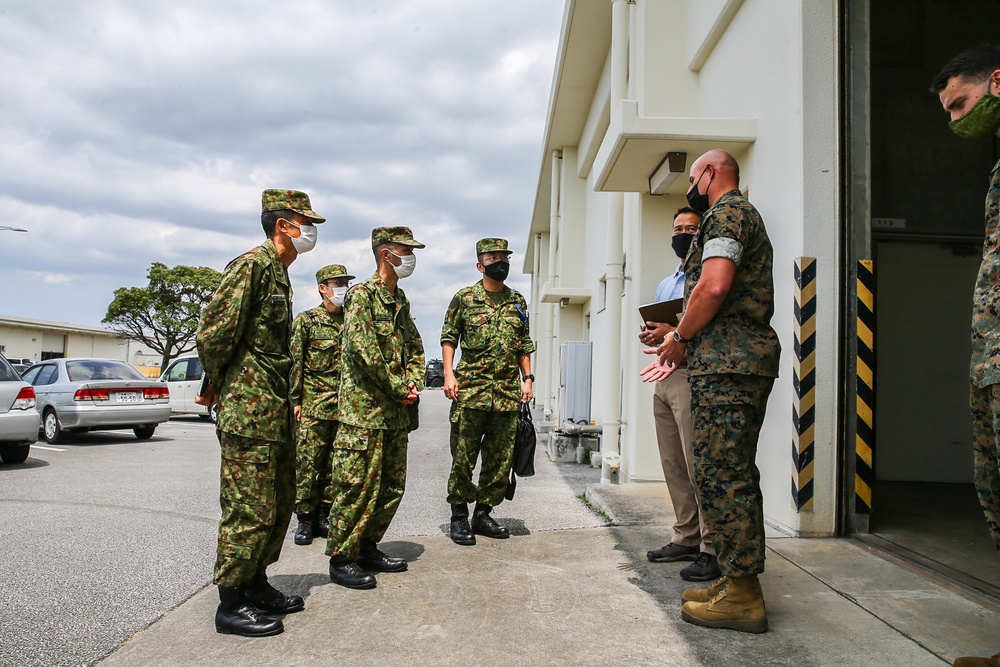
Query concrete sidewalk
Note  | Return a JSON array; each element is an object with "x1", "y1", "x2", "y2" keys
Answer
[{"x1": 98, "y1": 391, "x2": 1000, "y2": 666}]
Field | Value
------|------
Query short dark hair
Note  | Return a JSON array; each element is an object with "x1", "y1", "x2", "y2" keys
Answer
[
  {"x1": 673, "y1": 206, "x2": 701, "y2": 220},
  {"x1": 930, "y1": 44, "x2": 1000, "y2": 93},
  {"x1": 261, "y1": 209, "x2": 295, "y2": 237}
]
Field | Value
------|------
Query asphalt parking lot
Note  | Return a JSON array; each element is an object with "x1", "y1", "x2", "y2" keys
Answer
[
  {"x1": 0, "y1": 416, "x2": 221, "y2": 667},
  {"x1": 0, "y1": 392, "x2": 604, "y2": 667}
]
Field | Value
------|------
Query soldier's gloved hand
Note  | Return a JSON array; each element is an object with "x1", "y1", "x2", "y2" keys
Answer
[{"x1": 293, "y1": 405, "x2": 302, "y2": 421}]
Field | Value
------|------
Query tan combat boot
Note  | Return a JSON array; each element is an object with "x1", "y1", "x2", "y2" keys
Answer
[
  {"x1": 681, "y1": 576, "x2": 728, "y2": 603},
  {"x1": 681, "y1": 574, "x2": 767, "y2": 634}
]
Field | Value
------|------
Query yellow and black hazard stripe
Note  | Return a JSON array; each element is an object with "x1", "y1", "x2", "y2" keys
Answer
[
  {"x1": 792, "y1": 257, "x2": 817, "y2": 511},
  {"x1": 855, "y1": 259, "x2": 875, "y2": 514}
]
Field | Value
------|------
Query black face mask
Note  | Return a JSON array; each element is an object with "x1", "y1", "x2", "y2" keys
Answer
[
  {"x1": 686, "y1": 169, "x2": 712, "y2": 214},
  {"x1": 483, "y1": 260, "x2": 510, "y2": 282},
  {"x1": 671, "y1": 233, "x2": 695, "y2": 260}
]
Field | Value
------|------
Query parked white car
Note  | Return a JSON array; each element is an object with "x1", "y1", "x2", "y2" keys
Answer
[{"x1": 159, "y1": 356, "x2": 216, "y2": 422}]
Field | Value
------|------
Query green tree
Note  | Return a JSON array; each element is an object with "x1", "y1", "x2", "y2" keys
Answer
[{"x1": 103, "y1": 262, "x2": 222, "y2": 373}]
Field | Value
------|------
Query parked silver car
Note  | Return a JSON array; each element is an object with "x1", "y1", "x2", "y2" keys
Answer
[
  {"x1": 20, "y1": 358, "x2": 171, "y2": 443},
  {"x1": 0, "y1": 355, "x2": 39, "y2": 463}
]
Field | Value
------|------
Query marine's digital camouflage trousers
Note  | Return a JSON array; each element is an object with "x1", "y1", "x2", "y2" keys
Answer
[
  {"x1": 214, "y1": 430, "x2": 295, "y2": 587},
  {"x1": 446, "y1": 405, "x2": 518, "y2": 507},
  {"x1": 325, "y1": 424, "x2": 408, "y2": 560},
  {"x1": 690, "y1": 373, "x2": 774, "y2": 578},
  {"x1": 969, "y1": 383, "x2": 1000, "y2": 549},
  {"x1": 294, "y1": 416, "x2": 338, "y2": 515}
]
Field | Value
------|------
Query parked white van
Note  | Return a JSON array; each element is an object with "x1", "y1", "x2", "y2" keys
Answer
[{"x1": 159, "y1": 355, "x2": 216, "y2": 422}]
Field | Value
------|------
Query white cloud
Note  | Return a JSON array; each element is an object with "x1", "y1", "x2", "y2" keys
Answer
[{"x1": 0, "y1": 1, "x2": 562, "y2": 359}]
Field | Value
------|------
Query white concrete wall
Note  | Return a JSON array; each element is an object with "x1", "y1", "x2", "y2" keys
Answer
[
  {"x1": 0, "y1": 326, "x2": 42, "y2": 363},
  {"x1": 690, "y1": 0, "x2": 838, "y2": 535},
  {"x1": 533, "y1": 0, "x2": 841, "y2": 535},
  {"x1": 66, "y1": 334, "x2": 129, "y2": 360}
]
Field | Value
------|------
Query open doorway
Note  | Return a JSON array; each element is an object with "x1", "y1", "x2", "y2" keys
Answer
[{"x1": 852, "y1": 0, "x2": 1000, "y2": 596}]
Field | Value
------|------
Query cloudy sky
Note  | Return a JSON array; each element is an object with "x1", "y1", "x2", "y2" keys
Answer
[{"x1": 0, "y1": 1, "x2": 563, "y2": 360}]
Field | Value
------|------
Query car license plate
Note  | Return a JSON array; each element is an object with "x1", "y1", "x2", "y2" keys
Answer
[{"x1": 116, "y1": 392, "x2": 142, "y2": 403}]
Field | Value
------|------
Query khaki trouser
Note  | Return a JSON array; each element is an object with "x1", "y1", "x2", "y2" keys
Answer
[{"x1": 653, "y1": 368, "x2": 713, "y2": 555}]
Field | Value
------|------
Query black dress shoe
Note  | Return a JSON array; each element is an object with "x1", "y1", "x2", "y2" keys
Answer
[
  {"x1": 329, "y1": 557, "x2": 377, "y2": 589},
  {"x1": 244, "y1": 570, "x2": 305, "y2": 614},
  {"x1": 357, "y1": 540, "x2": 408, "y2": 572},
  {"x1": 471, "y1": 506, "x2": 509, "y2": 539},
  {"x1": 215, "y1": 586, "x2": 283, "y2": 637},
  {"x1": 450, "y1": 517, "x2": 476, "y2": 546},
  {"x1": 294, "y1": 514, "x2": 314, "y2": 546}
]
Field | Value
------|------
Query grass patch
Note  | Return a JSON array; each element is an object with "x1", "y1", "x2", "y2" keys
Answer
[{"x1": 577, "y1": 493, "x2": 616, "y2": 526}]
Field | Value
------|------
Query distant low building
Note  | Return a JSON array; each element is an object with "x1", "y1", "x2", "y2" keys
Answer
[{"x1": 0, "y1": 314, "x2": 145, "y2": 369}]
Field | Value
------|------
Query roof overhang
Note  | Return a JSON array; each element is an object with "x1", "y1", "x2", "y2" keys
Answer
[
  {"x1": 525, "y1": 0, "x2": 611, "y2": 272},
  {"x1": 540, "y1": 285, "x2": 591, "y2": 305},
  {"x1": 593, "y1": 100, "x2": 757, "y2": 194}
]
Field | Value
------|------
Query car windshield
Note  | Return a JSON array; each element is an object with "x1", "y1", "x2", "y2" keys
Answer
[
  {"x1": 66, "y1": 360, "x2": 145, "y2": 382},
  {"x1": 0, "y1": 357, "x2": 20, "y2": 382}
]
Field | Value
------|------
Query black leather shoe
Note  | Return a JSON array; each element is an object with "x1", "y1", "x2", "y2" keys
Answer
[
  {"x1": 471, "y1": 505, "x2": 509, "y2": 539},
  {"x1": 315, "y1": 506, "x2": 331, "y2": 539},
  {"x1": 244, "y1": 570, "x2": 305, "y2": 614},
  {"x1": 450, "y1": 517, "x2": 476, "y2": 545},
  {"x1": 357, "y1": 540, "x2": 408, "y2": 572},
  {"x1": 329, "y1": 557, "x2": 377, "y2": 589},
  {"x1": 215, "y1": 586, "x2": 283, "y2": 637},
  {"x1": 294, "y1": 514, "x2": 314, "y2": 546}
]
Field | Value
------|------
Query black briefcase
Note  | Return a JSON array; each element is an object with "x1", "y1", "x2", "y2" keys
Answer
[{"x1": 505, "y1": 402, "x2": 536, "y2": 500}]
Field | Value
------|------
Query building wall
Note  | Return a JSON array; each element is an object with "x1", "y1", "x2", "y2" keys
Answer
[{"x1": 530, "y1": 0, "x2": 841, "y2": 536}]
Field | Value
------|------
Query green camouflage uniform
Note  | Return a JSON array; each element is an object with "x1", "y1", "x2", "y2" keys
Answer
[
  {"x1": 684, "y1": 189, "x2": 780, "y2": 578},
  {"x1": 196, "y1": 238, "x2": 296, "y2": 587},
  {"x1": 442, "y1": 280, "x2": 534, "y2": 507},
  {"x1": 290, "y1": 304, "x2": 344, "y2": 515},
  {"x1": 325, "y1": 272, "x2": 425, "y2": 560},
  {"x1": 969, "y1": 158, "x2": 1000, "y2": 549}
]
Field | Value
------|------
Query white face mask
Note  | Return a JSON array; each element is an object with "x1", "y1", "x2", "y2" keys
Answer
[
  {"x1": 389, "y1": 249, "x2": 416, "y2": 279},
  {"x1": 284, "y1": 220, "x2": 317, "y2": 253},
  {"x1": 328, "y1": 286, "x2": 348, "y2": 307}
]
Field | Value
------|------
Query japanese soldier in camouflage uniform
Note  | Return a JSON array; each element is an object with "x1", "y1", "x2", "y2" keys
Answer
[
  {"x1": 325, "y1": 226, "x2": 425, "y2": 590},
  {"x1": 441, "y1": 238, "x2": 535, "y2": 546},
  {"x1": 933, "y1": 51, "x2": 1000, "y2": 667},
  {"x1": 290, "y1": 264, "x2": 354, "y2": 546},
  {"x1": 656, "y1": 150, "x2": 779, "y2": 634},
  {"x1": 196, "y1": 189, "x2": 325, "y2": 637}
]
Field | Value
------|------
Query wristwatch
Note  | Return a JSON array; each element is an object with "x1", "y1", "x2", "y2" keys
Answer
[
  {"x1": 523, "y1": 374, "x2": 535, "y2": 382},
  {"x1": 672, "y1": 330, "x2": 691, "y2": 344}
]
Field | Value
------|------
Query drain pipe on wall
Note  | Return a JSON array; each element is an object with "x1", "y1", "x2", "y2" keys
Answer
[
  {"x1": 532, "y1": 231, "x2": 543, "y2": 412},
  {"x1": 545, "y1": 149, "x2": 562, "y2": 420},
  {"x1": 600, "y1": 0, "x2": 631, "y2": 485}
]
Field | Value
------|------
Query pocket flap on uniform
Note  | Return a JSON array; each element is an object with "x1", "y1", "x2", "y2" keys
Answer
[{"x1": 334, "y1": 427, "x2": 371, "y2": 451}]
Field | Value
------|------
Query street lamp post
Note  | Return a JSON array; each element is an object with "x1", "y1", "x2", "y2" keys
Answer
[{"x1": 0, "y1": 226, "x2": 27, "y2": 232}]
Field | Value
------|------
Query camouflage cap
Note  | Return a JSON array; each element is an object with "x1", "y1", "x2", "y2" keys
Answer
[
  {"x1": 371, "y1": 226, "x2": 425, "y2": 249},
  {"x1": 315, "y1": 264, "x2": 355, "y2": 283},
  {"x1": 476, "y1": 238, "x2": 513, "y2": 255},
  {"x1": 261, "y1": 189, "x2": 326, "y2": 223}
]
